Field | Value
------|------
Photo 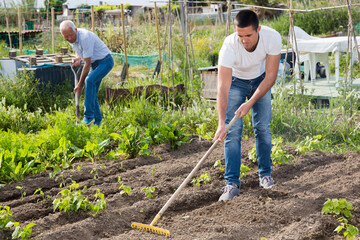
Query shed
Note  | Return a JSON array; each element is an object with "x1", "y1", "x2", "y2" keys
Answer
[{"x1": 198, "y1": 66, "x2": 218, "y2": 100}]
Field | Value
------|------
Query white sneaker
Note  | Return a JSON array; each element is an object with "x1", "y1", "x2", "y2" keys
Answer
[
  {"x1": 218, "y1": 183, "x2": 240, "y2": 201},
  {"x1": 259, "y1": 176, "x2": 275, "y2": 189}
]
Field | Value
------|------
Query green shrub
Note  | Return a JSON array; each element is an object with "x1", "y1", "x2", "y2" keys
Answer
[{"x1": 270, "y1": 7, "x2": 360, "y2": 36}]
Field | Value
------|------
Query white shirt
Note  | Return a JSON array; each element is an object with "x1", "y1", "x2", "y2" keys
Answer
[
  {"x1": 218, "y1": 26, "x2": 281, "y2": 80},
  {"x1": 69, "y1": 28, "x2": 111, "y2": 63}
]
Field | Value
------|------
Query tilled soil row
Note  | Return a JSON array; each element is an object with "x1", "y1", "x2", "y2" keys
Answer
[{"x1": 1, "y1": 138, "x2": 360, "y2": 240}]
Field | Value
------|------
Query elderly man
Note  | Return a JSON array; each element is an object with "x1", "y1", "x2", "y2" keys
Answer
[
  {"x1": 214, "y1": 10, "x2": 281, "y2": 201},
  {"x1": 60, "y1": 20, "x2": 114, "y2": 126}
]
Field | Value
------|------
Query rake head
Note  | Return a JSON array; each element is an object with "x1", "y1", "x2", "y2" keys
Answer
[{"x1": 131, "y1": 222, "x2": 170, "y2": 237}]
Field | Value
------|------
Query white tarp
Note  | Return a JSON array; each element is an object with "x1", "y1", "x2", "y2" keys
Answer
[
  {"x1": 0, "y1": 0, "x2": 45, "y2": 9},
  {"x1": 293, "y1": 26, "x2": 360, "y2": 53}
]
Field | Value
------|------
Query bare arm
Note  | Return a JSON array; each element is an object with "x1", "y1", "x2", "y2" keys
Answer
[
  {"x1": 74, "y1": 57, "x2": 91, "y2": 97},
  {"x1": 234, "y1": 54, "x2": 280, "y2": 118},
  {"x1": 213, "y1": 65, "x2": 232, "y2": 141}
]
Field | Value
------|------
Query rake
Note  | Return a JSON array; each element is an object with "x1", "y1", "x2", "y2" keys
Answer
[{"x1": 131, "y1": 112, "x2": 241, "y2": 237}]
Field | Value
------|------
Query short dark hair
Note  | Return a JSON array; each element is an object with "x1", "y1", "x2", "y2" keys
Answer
[{"x1": 234, "y1": 9, "x2": 259, "y2": 30}]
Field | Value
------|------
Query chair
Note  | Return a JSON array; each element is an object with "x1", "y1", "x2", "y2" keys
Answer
[{"x1": 290, "y1": 26, "x2": 330, "y2": 84}]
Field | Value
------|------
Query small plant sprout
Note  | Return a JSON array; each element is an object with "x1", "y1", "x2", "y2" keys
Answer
[
  {"x1": 151, "y1": 166, "x2": 156, "y2": 176},
  {"x1": 16, "y1": 186, "x2": 26, "y2": 199},
  {"x1": 117, "y1": 177, "x2": 132, "y2": 196},
  {"x1": 213, "y1": 160, "x2": 224, "y2": 172},
  {"x1": 192, "y1": 171, "x2": 211, "y2": 187},
  {"x1": 141, "y1": 187, "x2": 155, "y2": 199},
  {"x1": 12, "y1": 222, "x2": 36, "y2": 240},
  {"x1": 248, "y1": 145, "x2": 257, "y2": 163},
  {"x1": 240, "y1": 164, "x2": 252, "y2": 178},
  {"x1": 33, "y1": 188, "x2": 51, "y2": 205},
  {"x1": 335, "y1": 217, "x2": 359, "y2": 240}
]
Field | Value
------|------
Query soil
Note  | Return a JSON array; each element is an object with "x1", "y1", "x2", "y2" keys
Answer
[{"x1": 1, "y1": 137, "x2": 360, "y2": 240}]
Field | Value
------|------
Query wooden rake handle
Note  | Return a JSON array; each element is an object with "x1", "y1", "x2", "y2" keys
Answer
[{"x1": 150, "y1": 112, "x2": 241, "y2": 226}]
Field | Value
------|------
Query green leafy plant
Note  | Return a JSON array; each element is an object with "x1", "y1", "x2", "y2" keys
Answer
[
  {"x1": 0, "y1": 205, "x2": 15, "y2": 231},
  {"x1": 271, "y1": 137, "x2": 294, "y2": 165},
  {"x1": 159, "y1": 121, "x2": 189, "y2": 149},
  {"x1": 196, "y1": 123, "x2": 213, "y2": 140},
  {"x1": 335, "y1": 217, "x2": 359, "y2": 240},
  {"x1": 322, "y1": 198, "x2": 359, "y2": 240},
  {"x1": 213, "y1": 160, "x2": 224, "y2": 172},
  {"x1": 53, "y1": 181, "x2": 107, "y2": 216},
  {"x1": 141, "y1": 187, "x2": 155, "y2": 199},
  {"x1": 11, "y1": 222, "x2": 36, "y2": 240},
  {"x1": 88, "y1": 189, "x2": 107, "y2": 217},
  {"x1": 240, "y1": 164, "x2": 252, "y2": 178},
  {"x1": 321, "y1": 198, "x2": 353, "y2": 218},
  {"x1": 248, "y1": 145, "x2": 257, "y2": 163},
  {"x1": 84, "y1": 139, "x2": 110, "y2": 163},
  {"x1": 111, "y1": 125, "x2": 151, "y2": 159},
  {"x1": 53, "y1": 182, "x2": 90, "y2": 214},
  {"x1": 296, "y1": 135, "x2": 323, "y2": 156},
  {"x1": 146, "y1": 121, "x2": 164, "y2": 145},
  {"x1": 192, "y1": 171, "x2": 211, "y2": 187}
]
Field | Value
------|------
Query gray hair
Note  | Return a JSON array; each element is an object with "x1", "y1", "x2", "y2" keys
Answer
[{"x1": 60, "y1": 20, "x2": 76, "y2": 32}]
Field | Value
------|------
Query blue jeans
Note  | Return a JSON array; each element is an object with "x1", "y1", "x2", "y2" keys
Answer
[
  {"x1": 84, "y1": 54, "x2": 114, "y2": 125},
  {"x1": 224, "y1": 73, "x2": 272, "y2": 186}
]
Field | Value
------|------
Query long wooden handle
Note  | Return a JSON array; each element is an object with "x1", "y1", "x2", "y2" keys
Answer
[{"x1": 150, "y1": 112, "x2": 241, "y2": 226}]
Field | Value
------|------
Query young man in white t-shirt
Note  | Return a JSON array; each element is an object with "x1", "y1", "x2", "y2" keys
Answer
[{"x1": 213, "y1": 10, "x2": 281, "y2": 201}]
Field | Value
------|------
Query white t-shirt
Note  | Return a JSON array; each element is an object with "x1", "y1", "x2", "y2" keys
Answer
[
  {"x1": 218, "y1": 26, "x2": 281, "y2": 80},
  {"x1": 69, "y1": 28, "x2": 111, "y2": 63}
]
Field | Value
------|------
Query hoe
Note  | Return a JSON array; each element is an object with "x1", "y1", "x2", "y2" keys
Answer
[
  {"x1": 70, "y1": 64, "x2": 82, "y2": 123},
  {"x1": 131, "y1": 113, "x2": 241, "y2": 237}
]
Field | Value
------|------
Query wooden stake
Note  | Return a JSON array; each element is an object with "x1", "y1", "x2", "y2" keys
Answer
[
  {"x1": 46, "y1": 0, "x2": 49, "y2": 53},
  {"x1": 51, "y1": 7, "x2": 55, "y2": 54},
  {"x1": 121, "y1": 4, "x2": 128, "y2": 82},
  {"x1": 91, "y1": 6, "x2": 95, "y2": 32},
  {"x1": 160, "y1": 0, "x2": 171, "y2": 86},
  {"x1": 346, "y1": 0, "x2": 360, "y2": 66},
  {"x1": 3, "y1": 0, "x2": 12, "y2": 49},
  {"x1": 154, "y1": 2, "x2": 161, "y2": 63},
  {"x1": 18, "y1": 7, "x2": 22, "y2": 55}
]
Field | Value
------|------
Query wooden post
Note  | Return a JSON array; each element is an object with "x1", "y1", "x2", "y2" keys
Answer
[
  {"x1": 9, "y1": 50, "x2": 16, "y2": 58},
  {"x1": 91, "y1": 6, "x2": 95, "y2": 32},
  {"x1": 154, "y1": 3, "x2": 161, "y2": 64},
  {"x1": 61, "y1": 47, "x2": 68, "y2": 54},
  {"x1": 121, "y1": 4, "x2": 128, "y2": 81},
  {"x1": 29, "y1": 56, "x2": 37, "y2": 65},
  {"x1": 160, "y1": 0, "x2": 170, "y2": 86},
  {"x1": 18, "y1": 7, "x2": 22, "y2": 55},
  {"x1": 51, "y1": 7, "x2": 55, "y2": 53},
  {"x1": 55, "y1": 55, "x2": 63, "y2": 63},
  {"x1": 46, "y1": 1, "x2": 49, "y2": 53},
  {"x1": 183, "y1": 0, "x2": 188, "y2": 108},
  {"x1": 36, "y1": 49, "x2": 43, "y2": 55},
  {"x1": 346, "y1": 0, "x2": 360, "y2": 65},
  {"x1": 3, "y1": 0, "x2": 12, "y2": 49}
]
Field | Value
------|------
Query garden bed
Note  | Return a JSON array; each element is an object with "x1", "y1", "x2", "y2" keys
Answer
[{"x1": 1, "y1": 137, "x2": 359, "y2": 239}]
